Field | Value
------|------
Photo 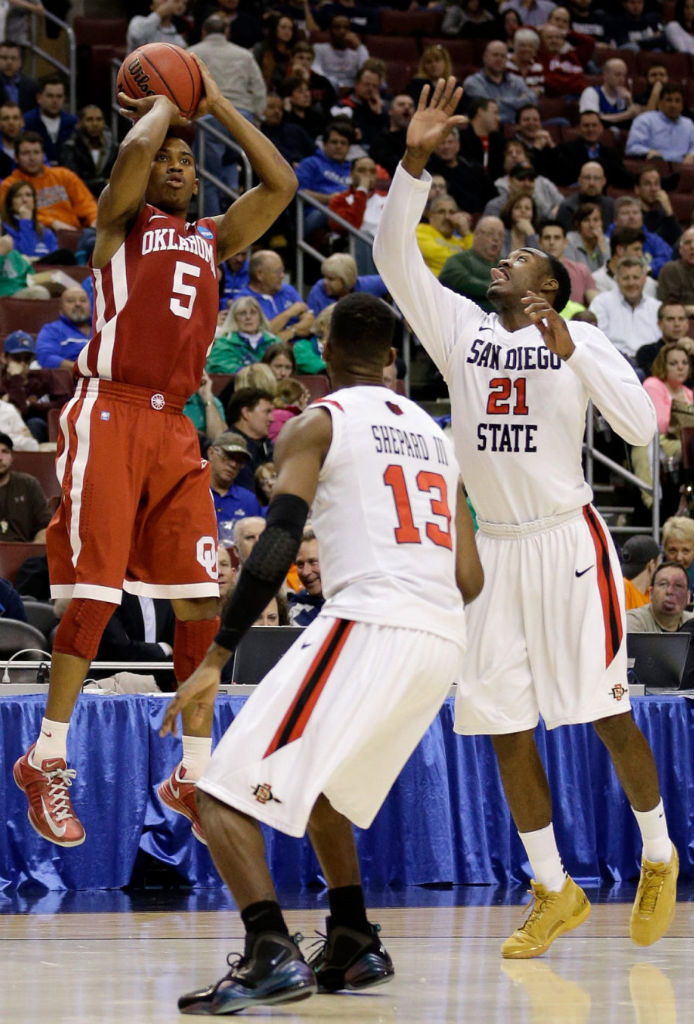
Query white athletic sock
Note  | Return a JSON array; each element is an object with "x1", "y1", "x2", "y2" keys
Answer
[
  {"x1": 518, "y1": 823, "x2": 567, "y2": 892},
  {"x1": 33, "y1": 718, "x2": 70, "y2": 764},
  {"x1": 632, "y1": 800, "x2": 672, "y2": 864},
  {"x1": 180, "y1": 735, "x2": 212, "y2": 782}
]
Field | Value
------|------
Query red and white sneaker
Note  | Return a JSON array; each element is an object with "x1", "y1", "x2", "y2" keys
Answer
[
  {"x1": 13, "y1": 744, "x2": 86, "y2": 847},
  {"x1": 158, "y1": 764, "x2": 207, "y2": 845}
]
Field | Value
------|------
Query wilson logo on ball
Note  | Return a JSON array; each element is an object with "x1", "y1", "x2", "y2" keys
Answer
[{"x1": 126, "y1": 56, "x2": 156, "y2": 98}]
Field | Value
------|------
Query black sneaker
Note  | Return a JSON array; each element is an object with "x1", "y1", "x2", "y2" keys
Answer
[
  {"x1": 307, "y1": 917, "x2": 395, "y2": 993},
  {"x1": 178, "y1": 931, "x2": 316, "y2": 1015}
]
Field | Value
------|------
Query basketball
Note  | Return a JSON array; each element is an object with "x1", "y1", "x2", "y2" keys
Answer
[{"x1": 117, "y1": 43, "x2": 203, "y2": 118}]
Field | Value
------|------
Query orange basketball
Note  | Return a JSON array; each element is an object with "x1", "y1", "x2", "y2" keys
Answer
[{"x1": 117, "y1": 43, "x2": 203, "y2": 119}]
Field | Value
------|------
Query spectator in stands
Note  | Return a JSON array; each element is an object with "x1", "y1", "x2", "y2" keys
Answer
[
  {"x1": 499, "y1": 0, "x2": 555, "y2": 28},
  {"x1": 327, "y1": 153, "x2": 387, "y2": 272},
  {"x1": 620, "y1": 535, "x2": 660, "y2": 610},
  {"x1": 626, "y1": 84, "x2": 694, "y2": 164},
  {"x1": 579, "y1": 57, "x2": 641, "y2": 129},
  {"x1": 0, "y1": 430, "x2": 49, "y2": 540},
  {"x1": 634, "y1": 165, "x2": 683, "y2": 249},
  {"x1": 611, "y1": 195, "x2": 672, "y2": 278},
  {"x1": 219, "y1": 246, "x2": 250, "y2": 310},
  {"x1": 126, "y1": 0, "x2": 188, "y2": 52},
  {"x1": 226, "y1": 386, "x2": 274, "y2": 491},
  {"x1": 406, "y1": 44, "x2": 458, "y2": 113},
  {"x1": 506, "y1": 27, "x2": 545, "y2": 95},
  {"x1": 539, "y1": 219, "x2": 599, "y2": 305},
  {"x1": 0, "y1": 41, "x2": 36, "y2": 113},
  {"x1": 209, "y1": 295, "x2": 281, "y2": 373},
  {"x1": 288, "y1": 40, "x2": 337, "y2": 124},
  {"x1": 0, "y1": 100, "x2": 23, "y2": 177},
  {"x1": 268, "y1": 376, "x2": 309, "y2": 441},
  {"x1": 589, "y1": 256, "x2": 661, "y2": 359},
  {"x1": 1, "y1": 329, "x2": 73, "y2": 441},
  {"x1": 537, "y1": 24, "x2": 587, "y2": 98},
  {"x1": 94, "y1": 591, "x2": 177, "y2": 690},
  {"x1": 557, "y1": 160, "x2": 613, "y2": 232},
  {"x1": 311, "y1": 13, "x2": 369, "y2": 93},
  {"x1": 664, "y1": 0, "x2": 694, "y2": 52},
  {"x1": 208, "y1": 430, "x2": 263, "y2": 542},
  {"x1": 554, "y1": 110, "x2": 634, "y2": 188},
  {"x1": 288, "y1": 528, "x2": 324, "y2": 625},
  {"x1": 306, "y1": 252, "x2": 387, "y2": 315},
  {"x1": 626, "y1": 561, "x2": 692, "y2": 633},
  {"x1": 513, "y1": 105, "x2": 556, "y2": 167},
  {"x1": 662, "y1": 515, "x2": 694, "y2": 592},
  {"x1": 261, "y1": 340, "x2": 296, "y2": 380},
  {"x1": 1, "y1": 180, "x2": 62, "y2": 261},
  {"x1": 282, "y1": 72, "x2": 327, "y2": 140},
  {"x1": 239, "y1": 249, "x2": 315, "y2": 343},
  {"x1": 499, "y1": 192, "x2": 539, "y2": 257},
  {"x1": 254, "y1": 14, "x2": 302, "y2": 92},
  {"x1": 592, "y1": 226, "x2": 656, "y2": 298},
  {"x1": 336, "y1": 58, "x2": 389, "y2": 153},
  {"x1": 546, "y1": 4, "x2": 596, "y2": 65},
  {"x1": 231, "y1": 513, "x2": 265, "y2": 569},
  {"x1": 441, "y1": 0, "x2": 494, "y2": 38},
  {"x1": 253, "y1": 460, "x2": 276, "y2": 509},
  {"x1": 634, "y1": 62, "x2": 669, "y2": 109},
  {"x1": 428, "y1": 126, "x2": 496, "y2": 214},
  {"x1": 35, "y1": 285, "x2": 91, "y2": 369},
  {"x1": 657, "y1": 227, "x2": 694, "y2": 315},
  {"x1": 260, "y1": 92, "x2": 315, "y2": 168},
  {"x1": 567, "y1": 0, "x2": 610, "y2": 44},
  {"x1": 21, "y1": 74, "x2": 77, "y2": 166},
  {"x1": 58, "y1": 105, "x2": 118, "y2": 200},
  {"x1": 0, "y1": 231, "x2": 49, "y2": 297},
  {"x1": 485, "y1": 158, "x2": 561, "y2": 220},
  {"x1": 564, "y1": 202, "x2": 608, "y2": 272},
  {"x1": 458, "y1": 97, "x2": 505, "y2": 180},
  {"x1": 463, "y1": 40, "x2": 537, "y2": 123},
  {"x1": 439, "y1": 215, "x2": 505, "y2": 312},
  {"x1": 416, "y1": 193, "x2": 472, "y2": 277},
  {"x1": 295, "y1": 119, "x2": 354, "y2": 235},
  {"x1": 636, "y1": 302, "x2": 692, "y2": 380},
  {"x1": 217, "y1": 543, "x2": 233, "y2": 597},
  {"x1": 183, "y1": 368, "x2": 227, "y2": 446},
  {"x1": 605, "y1": 0, "x2": 664, "y2": 50}
]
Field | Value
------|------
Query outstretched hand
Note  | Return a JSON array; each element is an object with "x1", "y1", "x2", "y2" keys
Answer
[
  {"x1": 522, "y1": 291, "x2": 575, "y2": 360},
  {"x1": 402, "y1": 77, "x2": 466, "y2": 178},
  {"x1": 159, "y1": 645, "x2": 229, "y2": 738}
]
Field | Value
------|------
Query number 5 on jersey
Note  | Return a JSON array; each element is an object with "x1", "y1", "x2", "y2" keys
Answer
[{"x1": 383, "y1": 464, "x2": 452, "y2": 549}]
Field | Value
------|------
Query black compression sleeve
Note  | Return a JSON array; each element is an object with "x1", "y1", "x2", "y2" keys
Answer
[{"x1": 215, "y1": 493, "x2": 309, "y2": 650}]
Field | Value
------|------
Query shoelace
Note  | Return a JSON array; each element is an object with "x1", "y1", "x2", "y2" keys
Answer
[
  {"x1": 46, "y1": 767, "x2": 78, "y2": 823},
  {"x1": 221, "y1": 931, "x2": 307, "y2": 984},
  {"x1": 637, "y1": 868, "x2": 665, "y2": 914},
  {"x1": 521, "y1": 889, "x2": 558, "y2": 932},
  {"x1": 305, "y1": 930, "x2": 327, "y2": 968}
]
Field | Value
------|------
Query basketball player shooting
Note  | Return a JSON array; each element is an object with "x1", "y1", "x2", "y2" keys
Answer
[
  {"x1": 13, "y1": 57, "x2": 297, "y2": 849},
  {"x1": 160, "y1": 292, "x2": 484, "y2": 1015}
]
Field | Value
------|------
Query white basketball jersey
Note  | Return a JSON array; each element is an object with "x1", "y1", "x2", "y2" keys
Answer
[{"x1": 310, "y1": 385, "x2": 466, "y2": 649}]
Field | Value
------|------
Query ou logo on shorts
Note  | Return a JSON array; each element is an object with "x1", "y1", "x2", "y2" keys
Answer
[{"x1": 196, "y1": 536, "x2": 218, "y2": 580}]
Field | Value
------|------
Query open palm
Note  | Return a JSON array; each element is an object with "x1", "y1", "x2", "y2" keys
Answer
[{"x1": 406, "y1": 77, "x2": 466, "y2": 160}]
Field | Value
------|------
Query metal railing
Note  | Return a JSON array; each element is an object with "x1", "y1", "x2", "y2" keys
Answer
[{"x1": 27, "y1": 8, "x2": 76, "y2": 113}]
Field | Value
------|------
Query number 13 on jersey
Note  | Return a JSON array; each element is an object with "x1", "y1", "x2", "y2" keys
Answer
[{"x1": 383, "y1": 464, "x2": 452, "y2": 549}]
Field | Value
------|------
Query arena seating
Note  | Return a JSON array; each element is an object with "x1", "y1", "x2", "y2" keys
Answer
[
  {"x1": 0, "y1": 297, "x2": 62, "y2": 343},
  {"x1": 10, "y1": 451, "x2": 61, "y2": 502},
  {"x1": 0, "y1": 543, "x2": 47, "y2": 585}
]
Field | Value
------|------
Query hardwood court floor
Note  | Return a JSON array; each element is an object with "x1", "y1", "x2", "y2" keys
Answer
[{"x1": 1, "y1": 901, "x2": 692, "y2": 1023}]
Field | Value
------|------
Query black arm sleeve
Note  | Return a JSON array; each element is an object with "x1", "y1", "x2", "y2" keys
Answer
[{"x1": 215, "y1": 493, "x2": 309, "y2": 651}]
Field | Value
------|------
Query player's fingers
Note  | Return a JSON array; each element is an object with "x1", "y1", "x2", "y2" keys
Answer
[
  {"x1": 431, "y1": 77, "x2": 445, "y2": 107},
  {"x1": 418, "y1": 82, "x2": 430, "y2": 110}
]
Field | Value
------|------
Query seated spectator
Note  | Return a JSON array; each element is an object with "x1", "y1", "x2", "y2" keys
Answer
[
  {"x1": 662, "y1": 515, "x2": 694, "y2": 592},
  {"x1": 633, "y1": 63, "x2": 669, "y2": 109},
  {"x1": 288, "y1": 528, "x2": 324, "y2": 625},
  {"x1": 605, "y1": 0, "x2": 665, "y2": 50},
  {"x1": 406, "y1": 44, "x2": 463, "y2": 114},
  {"x1": 208, "y1": 430, "x2": 263, "y2": 542},
  {"x1": 553, "y1": 110, "x2": 634, "y2": 188},
  {"x1": 96, "y1": 592, "x2": 176, "y2": 690},
  {"x1": 506, "y1": 28, "x2": 545, "y2": 95},
  {"x1": 564, "y1": 202, "x2": 609, "y2": 272},
  {"x1": 0, "y1": 100, "x2": 24, "y2": 178},
  {"x1": 0, "y1": 575, "x2": 26, "y2": 620},
  {"x1": 0, "y1": 41, "x2": 37, "y2": 114},
  {"x1": 1, "y1": 330, "x2": 73, "y2": 442},
  {"x1": 369, "y1": 93, "x2": 415, "y2": 179},
  {"x1": 439, "y1": 216, "x2": 505, "y2": 312},
  {"x1": 35, "y1": 285, "x2": 91, "y2": 369},
  {"x1": 226, "y1": 386, "x2": 274, "y2": 490},
  {"x1": 579, "y1": 58, "x2": 642, "y2": 128},
  {"x1": 217, "y1": 544, "x2": 233, "y2": 598},
  {"x1": 0, "y1": 132, "x2": 98, "y2": 238},
  {"x1": 255, "y1": 14, "x2": 303, "y2": 92},
  {"x1": 620, "y1": 535, "x2": 660, "y2": 610},
  {"x1": 664, "y1": 0, "x2": 694, "y2": 53},
  {"x1": 589, "y1": 256, "x2": 661, "y2": 359},
  {"x1": 183, "y1": 368, "x2": 227, "y2": 447},
  {"x1": 626, "y1": 84, "x2": 694, "y2": 164},
  {"x1": 636, "y1": 302, "x2": 692, "y2": 381},
  {"x1": 513, "y1": 105, "x2": 556, "y2": 170},
  {"x1": 219, "y1": 247, "x2": 250, "y2": 310},
  {"x1": 260, "y1": 92, "x2": 315, "y2": 168},
  {"x1": 428, "y1": 127, "x2": 496, "y2": 214},
  {"x1": 568, "y1": 0, "x2": 610, "y2": 45},
  {"x1": 539, "y1": 219, "x2": 599, "y2": 306},
  {"x1": 282, "y1": 72, "x2": 328, "y2": 140},
  {"x1": 21, "y1": 74, "x2": 77, "y2": 166},
  {"x1": 231, "y1": 514, "x2": 266, "y2": 570},
  {"x1": 336, "y1": 58, "x2": 389, "y2": 153},
  {"x1": 195, "y1": 0, "x2": 263, "y2": 49},
  {"x1": 626, "y1": 561, "x2": 692, "y2": 634},
  {"x1": 634, "y1": 165, "x2": 682, "y2": 249},
  {"x1": 546, "y1": 4, "x2": 596, "y2": 65},
  {"x1": 631, "y1": 342, "x2": 694, "y2": 507},
  {"x1": 254, "y1": 460, "x2": 276, "y2": 509},
  {"x1": 210, "y1": 295, "x2": 281, "y2": 373},
  {"x1": 306, "y1": 252, "x2": 387, "y2": 316},
  {"x1": 295, "y1": 119, "x2": 354, "y2": 236},
  {"x1": 499, "y1": 0, "x2": 556, "y2": 28},
  {"x1": 592, "y1": 227, "x2": 656, "y2": 298},
  {"x1": 498, "y1": 7, "x2": 523, "y2": 46},
  {"x1": 458, "y1": 97, "x2": 505, "y2": 180},
  {"x1": 268, "y1": 376, "x2": 309, "y2": 441},
  {"x1": 127, "y1": 0, "x2": 188, "y2": 52},
  {"x1": 499, "y1": 192, "x2": 539, "y2": 257},
  {"x1": 1, "y1": 180, "x2": 63, "y2": 261},
  {"x1": 537, "y1": 24, "x2": 587, "y2": 99},
  {"x1": 557, "y1": 161, "x2": 614, "y2": 232},
  {"x1": 310, "y1": 13, "x2": 369, "y2": 94},
  {"x1": 656, "y1": 227, "x2": 694, "y2": 315},
  {"x1": 328, "y1": 155, "x2": 387, "y2": 272},
  {"x1": 288, "y1": 40, "x2": 337, "y2": 124},
  {"x1": 442, "y1": 0, "x2": 496, "y2": 38},
  {"x1": 463, "y1": 40, "x2": 537, "y2": 123},
  {"x1": 0, "y1": 232, "x2": 50, "y2": 297},
  {"x1": 253, "y1": 590, "x2": 290, "y2": 626},
  {"x1": 611, "y1": 196, "x2": 673, "y2": 278},
  {"x1": 0, "y1": 430, "x2": 49, "y2": 540},
  {"x1": 238, "y1": 249, "x2": 315, "y2": 343},
  {"x1": 416, "y1": 194, "x2": 472, "y2": 277},
  {"x1": 59, "y1": 105, "x2": 119, "y2": 199},
  {"x1": 485, "y1": 158, "x2": 561, "y2": 220},
  {"x1": 261, "y1": 340, "x2": 296, "y2": 380}
]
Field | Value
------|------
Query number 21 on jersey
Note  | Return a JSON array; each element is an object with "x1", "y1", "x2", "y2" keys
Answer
[{"x1": 383, "y1": 464, "x2": 452, "y2": 549}]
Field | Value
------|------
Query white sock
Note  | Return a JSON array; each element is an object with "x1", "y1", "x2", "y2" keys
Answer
[
  {"x1": 518, "y1": 823, "x2": 567, "y2": 892},
  {"x1": 632, "y1": 800, "x2": 672, "y2": 864},
  {"x1": 180, "y1": 735, "x2": 212, "y2": 782},
  {"x1": 33, "y1": 718, "x2": 70, "y2": 764}
]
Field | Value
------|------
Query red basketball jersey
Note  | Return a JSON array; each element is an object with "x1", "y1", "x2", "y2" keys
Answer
[{"x1": 79, "y1": 205, "x2": 219, "y2": 397}]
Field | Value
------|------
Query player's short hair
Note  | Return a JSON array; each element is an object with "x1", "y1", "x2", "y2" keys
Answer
[
  {"x1": 327, "y1": 293, "x2": 397, "y2": 365},
  {"x1": 543, "y1": 253, "x2": 571, "y2": 311}
]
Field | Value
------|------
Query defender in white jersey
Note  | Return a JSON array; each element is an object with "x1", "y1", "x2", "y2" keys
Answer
[
  {"x1": 373, "y1": 79, "x2": 679, "y2": 960},
  {"x1": 160, "y1": 293, "x2": 483, "y2": 1016}
]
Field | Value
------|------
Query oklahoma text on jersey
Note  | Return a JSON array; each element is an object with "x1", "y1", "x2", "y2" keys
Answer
[{"x1": 141, "y1": 226, "x2": 216, "y2": 275}]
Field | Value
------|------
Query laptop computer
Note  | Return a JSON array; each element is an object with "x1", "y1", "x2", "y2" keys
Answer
[
  {"x1": 230, "y1": 626, "x2": 304, "y2": 685},
  {"x1": 626, "y1": 633, "x2": 691, "y2": 693}
]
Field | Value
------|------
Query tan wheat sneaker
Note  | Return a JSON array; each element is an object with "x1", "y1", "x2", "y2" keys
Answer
[
  {"x1": 501, "y1": 876, "x2": 591, "y2": 959},
  {"x1": 630, "y1": 844, "x2": 679, "y2": 947}
]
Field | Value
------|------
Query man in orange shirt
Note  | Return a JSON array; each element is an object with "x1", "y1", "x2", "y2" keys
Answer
[{"x1": 621, "y1": 536, "x2": 660, "y2": 610}]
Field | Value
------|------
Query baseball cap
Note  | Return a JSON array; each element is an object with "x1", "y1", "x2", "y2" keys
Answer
[
  {"x1": 214, "y1": 432, "x2": 251, "y2": 460},
  {"x1": 3, "y1": 330, "x2": 35, "y2": 355},
  {"x1": 0, "y1": 431, "x2": 14, "y2": 450},
  {"x1": 620, "y1": 536, "x2": 660, "y2": 579},
  {"x1": 509, "y1": 163, "x2": 537, "y2": 180}
]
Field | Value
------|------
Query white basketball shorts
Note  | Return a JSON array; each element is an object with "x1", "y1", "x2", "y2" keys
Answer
[
  {"x1": 198, "y1": 615, "x2": 465, "y2": 837},
  {"x1": 455, "y1": 504, "x2": 630, "y2": 735}
]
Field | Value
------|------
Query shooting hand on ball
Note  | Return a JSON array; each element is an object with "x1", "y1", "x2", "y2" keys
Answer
[
  {"x1": 188, "y1": 54, "x2": 223, "y2": 118},
  {"x1": 118, "y1": 92, "x2": 189, "y2": 126}
]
